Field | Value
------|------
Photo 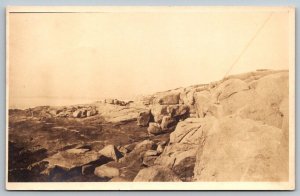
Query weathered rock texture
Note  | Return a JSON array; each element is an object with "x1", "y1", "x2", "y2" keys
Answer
[
  {"x1": 151, "y1": 69, "x2": 289, "y2": 182},
  {"x1": 9, "y1": 69, "x2": 289, "y2": 182}
]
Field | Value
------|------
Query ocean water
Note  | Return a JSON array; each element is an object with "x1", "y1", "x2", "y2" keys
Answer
[{"x1": 9, "y1": 97, "x2": 100, "y2": 110}]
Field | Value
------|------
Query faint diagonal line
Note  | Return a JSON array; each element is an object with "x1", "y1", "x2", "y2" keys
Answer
[{"x1": 223, "y1": 13, "x2": 273, "y2": 79}]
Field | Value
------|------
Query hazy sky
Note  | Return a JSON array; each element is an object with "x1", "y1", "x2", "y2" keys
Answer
[{"x1": 9, "y1": 8, "x2": 291, "y2": 107}]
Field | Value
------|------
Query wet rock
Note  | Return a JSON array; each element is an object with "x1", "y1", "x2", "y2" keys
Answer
[
  {"x1": 133, "y1": 165, "x2": 182, "y2": 182},
  {"x1": 147, "y1": 122, "x2": 162, "y2": 135},
  {"x1": 94, "y1": 165, "x2": 120, "y2": 178}
]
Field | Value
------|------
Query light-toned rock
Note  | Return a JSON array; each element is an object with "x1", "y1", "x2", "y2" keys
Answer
[
  {"x1": 97, "y1": 103, "x2": 148, "y2": 123},
  {"x1": 193, "y1": 116, "x2": 288, "y2": 181},
  {"x1": 147, "y1": 122, "x2": 163, "y2": 135},
  {"x1": 109, "y1": 176, "x2": 129, "y2": 182},
  {"x1": 194, "y1": 91, "x2": 211, "y2": 118},
  {"x1": 239, "y1": 72, "x2": 289, "y2": 129},
  {"x1": 150, "y1": 105, "x2": 168, "y2": 123},
  {"x1": 179, "y1": 89, "x2": 195, "y2": 105},
  {"x1": 133, "y1": 140, "x2": 156, "y2": 152},
  {"x1": 98, "y1": 144, "x2": 121, "y2": 161},
  {"x1": 143, "y1": 155, "x2": 158, "y2": 167},
  {"x1": 133, "y1": 165, "x2": 182, "y2": 182},
  {"x1": 158, "y1": 93, "x2": 180, "y2": 105},
  {"x1": 72, "y1": 110, "x2": 82, "y2": 118},
  {"x1": 213, "y1": 78, "x2": 249, "y2": 101},
  {"x1": 156, "y1": 144, "x2": 164, "y2": 154},
  {"x1": 94, "y1": 165, "x2": 120, "y2": 178}
]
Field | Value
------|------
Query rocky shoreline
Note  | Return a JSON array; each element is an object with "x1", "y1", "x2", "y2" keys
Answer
[{"x1": 8, "y1": 69, "x2": 289, "y2": 182}]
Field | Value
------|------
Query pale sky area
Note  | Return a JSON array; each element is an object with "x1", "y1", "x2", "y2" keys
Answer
[{"x1": 8, "y1": 8, "x2": 291, "y2": 108}]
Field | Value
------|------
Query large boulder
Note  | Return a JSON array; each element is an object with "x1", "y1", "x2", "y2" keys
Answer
[
  {"x1": 213, "y1": 78, "x2": 249, "y2": 101},
  {"x1": 193, "y1": 116, "x2": 288, "y2": 181},
  {"x1": 155, "y1": 117, "x2": 216, "y2": 181},
  {"x1": 98, "y1": 104, "x2": 148, "y2": 123},
  {"x1": 194, "y1": 91, "x2": 211, "y2": 118},
  {"x1": 40, "y1": 148, "x2": 109, "y2": 175},
  {"x1": 133, "y1": 165, "x2": 182, "y2": 182},
  {"x1": 239, "y1": 72, "x2": 289, "y2": 129}
]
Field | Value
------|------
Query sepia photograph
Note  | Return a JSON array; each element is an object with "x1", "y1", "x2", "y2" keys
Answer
[{"x1": 6, "y1": 6, "x2": 295, "y2": 190}]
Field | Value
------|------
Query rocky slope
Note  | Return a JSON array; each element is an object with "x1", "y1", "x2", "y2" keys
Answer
[{"x1": 8, "y1": 69, "x2": 289, "y2": 182}]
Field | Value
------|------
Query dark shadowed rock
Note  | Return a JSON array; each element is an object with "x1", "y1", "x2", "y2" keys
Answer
[
  {"x1": 137, "y1": 110, "x2": 151, "y2": 127},
  {"x1": 160, "y1": 115, "x2": 176, "y2": 131}
]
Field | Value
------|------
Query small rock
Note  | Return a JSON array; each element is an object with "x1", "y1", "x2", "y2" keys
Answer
[
  {"x1": 144, "y1": 150, "x2": 158, "y2": 157},
  {"x1": 147, "y1": 122, "x2": 163, "y2": 135},
  {"x1": 150, "y1": 105, "x2": 168, "y2": 123},
  {"x1": 94, "y1": 165, "x2": 120, "y2": 178},
  {"x1": 99, "y1": 144, "x2": 122, "y2": 161},
  {"x1": 137, "y1": 110, "x2": 151, "y2": 127},
  {"x1": 133, "y1": 140, "x2": 156, "y2": 152},
  {"x1": 72, "y1": 110, "x2": 82, "y2": 118},
  {"x1": 82, "y1": 164, "x2": 94, "y2": 175},
  {"x1": 133, "y1": 165, "x2": 181, "y2": 182},
  {"x1": 143, "y1": 155, "x2": 158, "y2": 167},
  {"x1": 109, "y1": 176, "x2": 129, "y2": 182},
  {"x1": 156, "y1": 145, "x2": 164, "y2": 154},
  {"x1": 160, "y1": 115, "x2": 176, "y2": 131}
]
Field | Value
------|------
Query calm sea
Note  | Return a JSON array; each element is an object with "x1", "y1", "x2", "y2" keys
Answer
[{"x1": 9, "y1": 97, "x2": 100, "y2": 110}]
